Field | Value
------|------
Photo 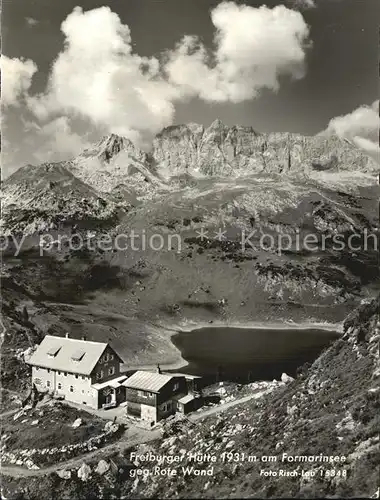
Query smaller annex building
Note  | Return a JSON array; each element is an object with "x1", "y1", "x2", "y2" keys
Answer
[
  {"x1": 122, "y1": 370, "x2": 188, "y2": 426},
  {"x1": 27, "y1": 334, "x2": 126, "y2": 409}
]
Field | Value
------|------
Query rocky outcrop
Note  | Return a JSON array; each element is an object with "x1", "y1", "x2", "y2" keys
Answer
[{"x1": 153, "y1": 120, "x2": 378, "y2": 177}]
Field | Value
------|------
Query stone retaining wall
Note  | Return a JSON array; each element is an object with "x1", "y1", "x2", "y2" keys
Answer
[{"x1": 1, "y1": 422, "x2": 122, "y2": 469}]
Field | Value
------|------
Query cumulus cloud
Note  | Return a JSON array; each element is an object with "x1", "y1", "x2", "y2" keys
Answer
[
  {"x1": 325, "y1": 101, "x2": 379, "y2": 162},
  {"x1": 27, "y1": 6, "x2": 181, "y2": 143},
  {"x1": 28, "y1": 3, "x2": 311, "y2": 143},
  {"x1": 326, "y1": 101, "x2": 378, "y2": 142},
  {"x1": 2, "y1": 113, "x2": 99, "y2": 179},
  {"x1": 23, "y1": 116, "x2": 93, "y2": 164},
  {"x1": 165, "y1": 3, "x2": 311, "y2": 102},
  {"x1": 1, "y1": 56, "x2": 37, "y2": 107}
]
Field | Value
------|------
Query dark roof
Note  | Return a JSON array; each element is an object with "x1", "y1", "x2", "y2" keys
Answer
[{"x1": 122, "y1": 370, "x2": 175, "y2": 393}]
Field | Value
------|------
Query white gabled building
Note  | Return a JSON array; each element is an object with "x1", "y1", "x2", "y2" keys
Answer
[{"x1": 27, "y1": 335, "x2": 127, "y2": 409}]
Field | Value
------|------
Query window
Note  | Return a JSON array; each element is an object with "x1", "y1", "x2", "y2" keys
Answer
[
  {"x1": 47, "y1": 369, "x2": 51, "y2": 374},
  {"x1": 109, "y1": 354, "x2": 114, "y2": 361},
  {"x1": 35, "y1": 367, "x2": 39, "y2": 371},
  {"x1": 70, "y1": 386, "x2": 74, "y2": 393},
  {"x1": 81, "y1": 376, "x2": 85, "y2": 380},
  {"x1": 138, "y1": 390, "x2": 148, "y2": 398},
  {"x1": 173, "y1": 382, "x2": 179, "y2": 391},
  {"x1": 64, "y1": 372, "x2": 67, "y2": 377},
  {"x1": 96, "y1": 370, "x2": 104, "y2": 380},
  {"x1": 47, "y1": 346, "x2": 61, "y2": 357},
  {"x1": 75, "y1": 375, "x2": 79, "y2": 379},
  {"x1": 58, "y1": 383, "x2": 62, "y2": 390},
  {"x1": 108, "y1": 367, "x2": 115, "y2": 376},
  {"x1": 71, "y1": 350, "x2": 85, "y2": 362},
  {"x1": 47, "y1": 381, "x2": 50, "y2": 387},
  {"x1": 162, "y1": 401, "x2": 171, "y2": 412},
  {"x1": 58, "y1": 371, "x2": 61, "y2": 375}
]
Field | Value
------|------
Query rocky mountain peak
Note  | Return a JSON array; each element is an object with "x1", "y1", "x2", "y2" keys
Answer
[
  {"x1": 207, "y1": 118, "x2": 225, "y2": 130},
  {"x1": 77, "y1": 133, "x2": 148, "y2": 165},
  {"x1": 94, "y1": 133, "x2": 134, "y2": 162}
]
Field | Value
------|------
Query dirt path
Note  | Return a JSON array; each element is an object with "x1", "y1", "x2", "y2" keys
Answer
[
  {"x1": 1, "y1": 390, "x2": 271, "y2": 478},
  {"x1": 189, "y1": 389, "x2": 272, "y2": 421}
]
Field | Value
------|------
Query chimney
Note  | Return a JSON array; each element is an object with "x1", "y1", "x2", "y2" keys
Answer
[
  {"x1": 157, "y1": 364, "x2": 161, "y2": 374},
  {"x1": 65, "y1": 333, "x2": 69, "y2": 338}
]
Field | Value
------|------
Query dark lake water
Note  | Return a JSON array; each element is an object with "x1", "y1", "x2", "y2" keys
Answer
[{"x1": 171, "y1": 326, "x2": 340, "y2": 383}]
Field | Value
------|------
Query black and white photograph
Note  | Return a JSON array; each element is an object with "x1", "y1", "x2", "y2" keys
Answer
[{"x1": 1, "y1": 0, "x2": 379, "y2": 498}]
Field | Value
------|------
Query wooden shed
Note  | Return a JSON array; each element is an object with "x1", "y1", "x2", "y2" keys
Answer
[{"x1": 176, "y1": 394, "x2": 203, "y2": 414}]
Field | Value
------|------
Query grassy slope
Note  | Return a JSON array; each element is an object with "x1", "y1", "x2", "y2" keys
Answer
[{"x1": 1, "y1": 403, "x2": 106, "y2": 453}]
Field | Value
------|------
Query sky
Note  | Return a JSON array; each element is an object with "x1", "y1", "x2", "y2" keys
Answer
[{"x1": 2, "y1": 0, "x2": 379, "y2": 177}]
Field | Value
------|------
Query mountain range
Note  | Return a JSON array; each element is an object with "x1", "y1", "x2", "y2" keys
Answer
[{"x1": 2, "y1": 120, "x2": 378, "y2": 230}]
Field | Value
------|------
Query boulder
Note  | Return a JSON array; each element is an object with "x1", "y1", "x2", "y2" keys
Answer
[
  {"x1": 72, "y1": 418, "x2": 83, "y2": 428},
  {"x1": 57, "y1": 469, "x2": 72, "y2": 480},
  {"x1": 77, "y1": 463, "x2": 91, "y2": 481},
  {"x1": 104, "y1": 421, "x2": 113, "y2": 431},
  {"x1": 275, "y1": 441, "x2": 284, "y2": 451},
  {"x1": 104, "y1": 423, "x2": 119, "y2": 433},
  {"x1": 25, "y1": 459, "x2": 39, "y2": 470},
  {"x1": 281, "y1": 373, "x2": 295, "y2": 384},
  {"x1": 13, "y1": 410, "x2": 24, "y2": 421},
  {"x1": 95, "y1": 459, "x2": 110, "y2": 475},
  {"x1": 287, "y1": 404, "x2": 298, "y2": 416}
]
